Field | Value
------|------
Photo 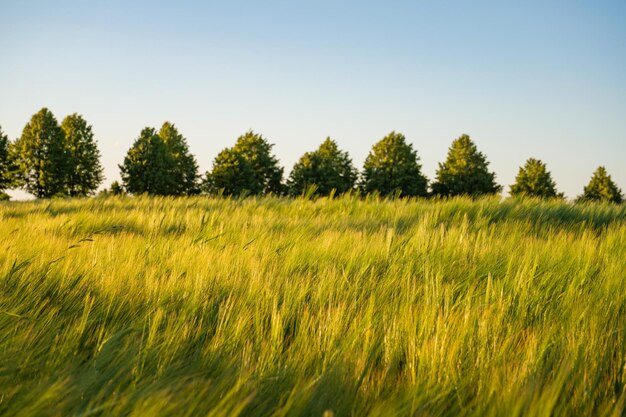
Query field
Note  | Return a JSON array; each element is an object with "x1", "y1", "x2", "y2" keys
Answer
[{"x1": 1, "y1": 196, "x2": 625, "y2": 416}]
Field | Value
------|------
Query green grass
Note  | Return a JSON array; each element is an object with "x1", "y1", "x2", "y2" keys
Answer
[{"x1": 1, "y1": 195, "x2": 625, "y2": 416}]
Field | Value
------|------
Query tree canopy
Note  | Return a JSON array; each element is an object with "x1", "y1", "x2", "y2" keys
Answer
[
  {"x1": 206, "y1": 131, "x2": 283, "y2": 196},
  {"x1": 431, "y1": 134, "x2": 501, "y2": 197},
  {"x1": 0, "y1": 126, "x2": 11, "y2": 189},
  {"x1": 205, "y1": 148, "x2": 256, "y2": 196},
  {"x1": 288, "y1": 138, "x2": 357, "y2": 196},
  {"x1": 360, "y1": 131, "x2": 428, "y2": 197},
  {"x1": 119, "y1": 123, "x2": 199, "y2": 196},
  {"x1": 3, "y1": 110, "x2": 625, "y2": 202},
  {"x1": 109, "y1": 181, "x2": 125, "y2": 196},
  {"x1": 578, "y1": 166, "x2": 623, "y2": 204},
  {"x1": 510, "y1": 158, "x2": 560, "y2": 199},
  {"x1": 120, "y1": 127, "x2": 176, "y2": 195},
  {"x1": 159, "y1": 122, "x2": 200, "y2": 195},
  {"x1": 11, "y1": 108, "x2": 69, "y2": 198},
  {"x1": 0, "y1": 126, "x2": 13, "y2": 200},
  {"x1": 61, "y1": 114, "x2": 104, "y2": 196}
]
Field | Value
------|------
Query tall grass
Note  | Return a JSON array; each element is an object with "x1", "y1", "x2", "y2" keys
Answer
[{"x1": 0, "y1": 196, "x2": 625, "y2": 416}]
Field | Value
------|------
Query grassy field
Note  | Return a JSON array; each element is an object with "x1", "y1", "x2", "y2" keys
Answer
[{"x1": 1, "y1": 196, "x2": 625, "y2": 416}]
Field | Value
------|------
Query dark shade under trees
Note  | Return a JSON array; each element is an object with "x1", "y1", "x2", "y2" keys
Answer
[
  {"x1": 578, "y1": 166, "x2": 624, "y2": 204},
  {"x1": 205, "y1": 131, "x2": 283, "y2": 196},
  {"x1": 288, "y1": 138, "x2": 357, "y2": 196},
  {"x1": 510, "y1": 158, "x2": 560, "y2": 199},
  {"x1": 431, "y1": 134, "x2": 501, "y2": 197},
  {"x1": 61, "y1": 114, "x2": 105, "y2": 196},
  {"x1": 360, "y1": 131, "x2": 428, "y2": 197}
]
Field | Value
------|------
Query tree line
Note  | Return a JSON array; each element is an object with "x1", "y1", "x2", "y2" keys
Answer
[{"x1": 0, "y1": 108, "x2": 623, "y2": 204}]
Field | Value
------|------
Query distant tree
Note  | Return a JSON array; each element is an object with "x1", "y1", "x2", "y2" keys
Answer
[
  {"x1": 510, "y1": 158, "x2": 561, "y2": 199},
  {"x1": 206, "y1": 131, "x2": 283, "y2": 196},
  {"x1": 288, "y1": 138, "x2": 357, "y2": 196},
  {"x1": 431, "y1": 134, "x2": 501, "y2": 197},
  {"x1": 120, "y1": 123, "x2": 199, "y2": 196},
  {"x1": 158, "y1": 122, "x2": 199, "y2": 195},
  {"x1": 0, "y1": 126, "x2": 13, "y2": 196},
  {"x1": 97, "y1": 180, "x2": 125, "y2": 197},
  {"x1": 61, "y1": 114, "x2": 104, "y2": 196},
  {"x1": 119, "y1": 127, "x2": 177, "y2": 195},
  {"x1": 109, "y1": 180, "x2": 125, "y2": 196},
  {"x1": 360, "y1": 131, "x2": 428, "y2": 197},
  {"x1": 232, "y1": 131, "x2": 284, "y2": 195},
  {"x1": 11, "y1": 108, "x2": 69, "y2": 198},
  {"x1": 577, "y1": 166, "x2": 623, "y2": 204},
  {"x1": 204, "y1": 148, "x2": 257, "y2": 196}
]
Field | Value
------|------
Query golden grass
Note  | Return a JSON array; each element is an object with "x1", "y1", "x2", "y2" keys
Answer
[{"x1": 0, "y1": 195, "x2": 625, "y2": 416}]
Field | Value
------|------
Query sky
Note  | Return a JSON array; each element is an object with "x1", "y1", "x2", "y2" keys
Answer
[{"x1": 1, "y1": 0, "x2": 625, "y2": 199}]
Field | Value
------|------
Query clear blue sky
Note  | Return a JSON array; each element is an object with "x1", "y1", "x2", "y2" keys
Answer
[{"x1": 1, "y1": 0, "x2": 625, "y2": 199}]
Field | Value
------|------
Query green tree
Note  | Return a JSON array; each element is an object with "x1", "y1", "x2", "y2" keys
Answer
[
  {"x1": 120, "y1": 123, "x2": 199, "y2": 196},
  {"x1": 206, "y1": 131, "x2": 283, "y2": 196},
  {"x1": 61, "y1": 114, "x2": 104, "y2": 196},
  {"x1": 119, "y1": 127, "x2": 177, "y2": 195},
  {"x1": 510, "y1": 158, "x2": 560, "y2": 199},
  {"x1": 360, "y1": 131, "x2": 428, "y2": 197},
  {"x1": 12, "y1": 108, "x2": 69, "y2": 198},
  {"x1": 431, "y1": 134, "x2": 501, "y2": 197},
  {"x1": 158, "y1": 122, "x2": 199, "y2": 195},
  {"x1": 577, "y1": 166, "x2": 623, "y2": 204},
  {"x1": 0, "y1": 126, "x2": 13, "y2": 197},
  {"x1": 109, "y1": 181, "x2": 125, "y2": 196},
  {"x1": 98, "y1": 180, "x2": 125, "y2": 197},
  {"x1": 232, "y1": 131, "x2": 284, "y2": 195},
  {"x1": 288, "y1": 138, "x2": 357, "y2": 196},
  {"x1": 204, "y1": 148, "x2": 257, "y2": 196}
]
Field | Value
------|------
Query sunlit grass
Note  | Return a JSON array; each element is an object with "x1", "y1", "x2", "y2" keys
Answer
[{"x1": 1, "y1": 196, "x2": 625, "y2": 416}]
